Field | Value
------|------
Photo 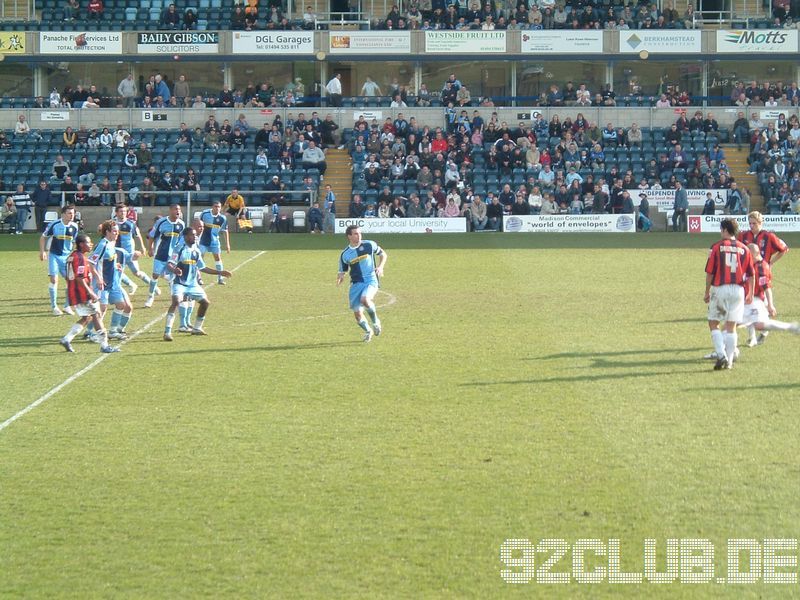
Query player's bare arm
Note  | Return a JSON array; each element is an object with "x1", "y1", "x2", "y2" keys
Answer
[
  {"x1": 765, "y1": 288, "x2": 777, "y2": 317},
  {"x1": 375, "y1": 250, "x2": 388, "y2": 278},
  {"x1": 38, "y1": 235, "x2": 48, "y2": 261},
  {"x1": 704, "y1": 273, "x2": 712, "y2": 304},
  {"x1": 336, "y1": 272, "x2": 345, "y2": 286},
  {"x1": 200, "y1": 266, "x2": 232, "y2": 279},
  {"x1": 770, "y1": 249, "x2": 786, "y2": 265},
  {"x1": 166, "y1": 262, "x2": 182, "y2": 277}
]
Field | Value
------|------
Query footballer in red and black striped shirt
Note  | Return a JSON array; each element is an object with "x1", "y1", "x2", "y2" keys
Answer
[
  {"x1": 59, "y1": 233, "x2": 119, "y2": 354},
  {"x1": 705, "y1": 219, "x2": 755, "y2": 371},
  {"x1": 738, "y1": 211, "x2": 789, "y2": 265},
  {"x1": 705, "y1": 237, "x2": 754, "y2": 288},
  {"x1": 66, "y1": 237, "x2": 95, "y2": 307}
]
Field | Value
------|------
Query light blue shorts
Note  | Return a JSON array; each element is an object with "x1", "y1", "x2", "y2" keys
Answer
[
  {"x1": 48, "y1": 254, "x2": 67, "y2": 278},
  {"x1": 199, "y1": 242, "x2": 221, "y2": 256},
  {"x1": 349, "y1": 282, "x2": 378, "y2": 311},
  {"x1": 172, "y1": 283, "x2": 207, "y2": 302},
  {"x1": 152, "y1": 258, "x2": 170, "y2": 277},
  {"x1": 98, "y1": 287, "x2": 127, "y2": 305},
  {"x1": 123, "y1": 253, "x2": 142, "y2": 275}
]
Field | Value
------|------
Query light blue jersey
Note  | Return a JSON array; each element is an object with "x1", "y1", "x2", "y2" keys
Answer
[
  {"x1": 169, "y1": 242, "x2": 207, "y2": 301},
  {"x1": 149, "y1": 216, "x2": 185, "y2": 262},
  {"x1": 90, "y1": 239, "x2": 130, "y2": 304},
  {"x1": 199, "y1": 209, "x2": 227, "y2": 253},
  {"x1": 339, "y1": 240, "x2": 383, "y2": 286},
  {"x1": 43, "y1": 219, "x2": 78, "y2": 277},
  {"x1": 115, "y1": 218, "x2": 139, "y2": 254}
]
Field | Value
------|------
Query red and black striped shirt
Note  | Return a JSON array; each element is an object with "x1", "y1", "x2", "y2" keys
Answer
[
  {"x1": 66, "y1": 251, "x2": 93, "y2": 306},
  {"x1": 738, "y1": 230, "x2": 789, "y2": 264},
  {"x1": 706, "y1": 239, "x2": 754, "y2": 287},
  {"x1": 753, "y1": 258, "x2": 772, "y2": 301}
]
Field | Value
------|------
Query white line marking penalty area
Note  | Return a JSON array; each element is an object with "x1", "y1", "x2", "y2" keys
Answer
[{"x1": 0, "y1": 250, "x2": 266, "y2": 434}]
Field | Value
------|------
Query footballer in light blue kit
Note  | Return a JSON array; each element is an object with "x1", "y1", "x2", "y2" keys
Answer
[
  {"x1": 89, "y1": 220, "x2": 136, "y2": 340},
  {"x1": 337, "y1": 225, "x2": 388, "y2": 342},
  {"x1": 144, "y1": 203, "x2": 184, "y2": 308},
  {"x1": 198, "y1": 199, "x2": 230, "y2": 285},
  {"x1": 39, "y1": 204, "x2": 79, "y2": 316},
  {"x1": 113, "y1": 204, "x2": 153, "y2": 294},
  {"x1": 162, "y1": 226, "x2": 232, "y2": 341}
]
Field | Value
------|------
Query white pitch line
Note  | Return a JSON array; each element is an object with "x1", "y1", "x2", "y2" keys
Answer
[
  {"x1": 0, "y1": 250, "x2": 266, "y2": 434},
  {"x1": 242, "y1": 289, "x2": 398, "y2": 327}
]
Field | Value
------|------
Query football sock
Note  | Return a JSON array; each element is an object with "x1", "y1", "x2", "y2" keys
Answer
[
  {"x1": 165, "y1": 312, "x2": 175, "y2": 334},
  {"x1": 48, "y1": 283, "x2": 57, "y2": 308},
  {"x1": 193, "y1": 316, "x2": 205, "y2": 330},
  {"x1": 215, "y1": 261, "x2": 224, "y2": 281},
  {"x1": 137, "y1": 272, "x2": 152, "y2": 284},
  {"x1": 179, "y1": 303, "x2": 188, "y2": 327},
  {"x1": 121, "y1": 274, "x2": 133, "y2": 288},
  {"x1": 186, "y1": 301, "x2": 195, "y2": 327},
  {"x1": 365, "y1": 302, "x2": 378, "y2": 324},
  {"x1": 64, "y1": 323, "x2": 83, "y2": 342},
  {"x1": 148, "y1": 279, "x2": 158, "y2": 297},
  {"x1": 763, "y1": 320, "x2": 793, "y2": 331},
  {"x1": 747, "y1": 325, "x2": 757, "y2": 341},
  {"x1": 96, "y1": 329, "x2": 109, "y2": 349},
  {"x1": 711, "y1": 329, "x2": 725, "y2": 358},
  {"x1": 110, "y1": 309, "x2": 123, "y2": 331},
  {"x1": 723, "y1": 331, "x2": 737, "y2": 362},
  {"x1": 119, "y1": 311, "x2": 131, "y2": 330},
  {"x1": 357, "y1": 318, "x2": 371, "y2": 333},
  {"x1": 86, "y1": 321, "x2": 95, "y2": 334}
]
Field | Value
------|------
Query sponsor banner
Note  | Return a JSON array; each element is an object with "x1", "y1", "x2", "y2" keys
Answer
[
  {"x1": 330, "y1": 31, "x2": 410, "y2": 54},
  {"x1": 760, "y1": 110, "x2": 783, "y2": 121},
  {"x1": 232, "y1": 31, "x2": 313, "y2": 54},
  {"x1": 503, "y1": 214, "x2": 636, "y2": 233},
  {"x1": 425, "y1": 30, "x2": 506, "y2": 53},
  {"x1": 716, "y1": 29, "x2": 798, "y2": 53},
  {"x1": 688, "y1": 214, "x2": 800, "y2": 234},
  {"x1": 334, "y1": 217, "x2": 468, "y2": 234},
  {"x1": 142, "y1": 111, "x2": 168, "y2": 122},
  {"x1": 0, "y1": 32, "x2": 25, "y2": 54},
  {"x1": 40, "y1": 111, "x2": 70, "y2": 121},
  {"x1": 137, "y1": 31, "x2": 219, "y2": 54},
  {"x1": 618, "y1": 30, "x2": 701, "y2": 53},
  {"x1": 629, "y1": 188, "x2": 728, "y2": 212},
  {"x1": 352, "y1": 110, "x2": 383, "y2": 122},
  {"x1": 520, "y1": 30, "x2": 603, "y2": 54},
  {"x1": 40, "y1": 32, "x2": 122, "y2": 54}
]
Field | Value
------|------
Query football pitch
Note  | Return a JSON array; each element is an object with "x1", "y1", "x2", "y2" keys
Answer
[{"x1": 1, "y1": 232, "x2": 800, "y2": 598}]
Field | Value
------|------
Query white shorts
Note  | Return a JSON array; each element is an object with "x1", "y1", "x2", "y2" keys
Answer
[
  {"x1": 73, "y1": 301, "x2": 101, "y2": 317},
  {"x1": 740, "y1": 297, "x2": 769, "y2": 327},
  {"x1": 707, "y1": 284, "x2": 745, "y2": 323}
]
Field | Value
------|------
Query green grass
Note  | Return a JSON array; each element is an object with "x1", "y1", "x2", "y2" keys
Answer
[{"x1": 2, "y1": 232, "x2": 800, "y2": 598}]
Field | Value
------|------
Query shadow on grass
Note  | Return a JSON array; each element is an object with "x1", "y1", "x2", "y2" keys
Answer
[
  {"x1": 128, "y1": 340, "x2": 364, "y2": 356},
  {"x1": 642, "y1": 317, "x2": 708, "y2": 325},
  {"x1": 0, "y1": 335, "x2": 66, "y2": 348},
  {"x1": 526, "y1": 347, "x2": 706, "y2": 361},
  {"x1": 0, "y1": 297, "x2": 43, "y2": 303},
  {"x1": 683, "y1": 383, "x2": 800, "y2": 393},
  {"x1": 461, "y1": 369, "x2": 693, "y2": 387},
  {"x1": 0, "y1": 311, "x2": 56, "y2": 321}
]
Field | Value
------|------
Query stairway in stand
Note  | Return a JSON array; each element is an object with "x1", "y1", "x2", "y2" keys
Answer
[
  {"x1": 324, "y1": 147, "x2": 352, "y2": 219},
  {"x1": 2, "y1": 0, "x2": 28, "y2": 19},
  {"x1": 723, "y1": 145, "x2": 763, "y2": 210}
]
